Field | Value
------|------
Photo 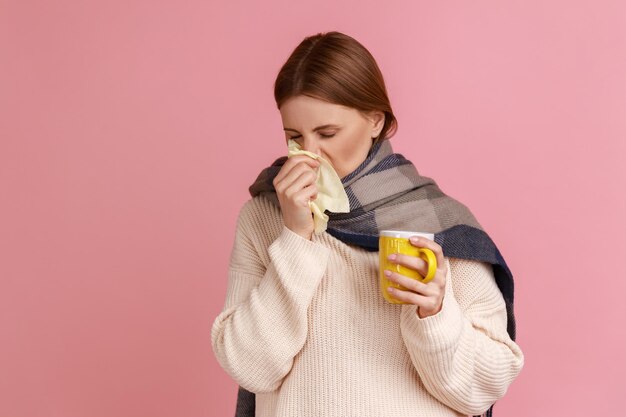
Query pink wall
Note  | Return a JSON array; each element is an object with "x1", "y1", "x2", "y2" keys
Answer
[{"x1": 1, "y1": 1, "x2": 625, "y2": 416}]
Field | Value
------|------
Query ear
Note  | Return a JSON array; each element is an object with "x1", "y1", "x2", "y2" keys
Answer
[{"x1": 367, "y1": 110, "x2": 385, "y2": 137}]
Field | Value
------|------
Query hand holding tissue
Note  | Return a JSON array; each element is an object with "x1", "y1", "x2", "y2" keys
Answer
[{"x1": 287, "y1": 139, "x2": 350, "y2": 233}]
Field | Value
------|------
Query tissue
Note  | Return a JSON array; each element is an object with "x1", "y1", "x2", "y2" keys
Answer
[{"x1": 287, "y1": 139, "x2": 350, "y2": 233}]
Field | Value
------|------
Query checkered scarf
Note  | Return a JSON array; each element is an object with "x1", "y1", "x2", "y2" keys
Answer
[{"x1": 237, "y1": 138, "x2": 517, "y2": 417}]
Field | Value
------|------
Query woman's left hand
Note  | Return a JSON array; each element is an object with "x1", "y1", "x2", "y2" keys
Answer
[{"x1": 384, "y1": 236, "x2": 448, "y2": 318}]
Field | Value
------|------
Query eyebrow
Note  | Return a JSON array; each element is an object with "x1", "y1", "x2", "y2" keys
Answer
[{"x1": 283, "y1": 124, "x2": 340, "y2": 133}]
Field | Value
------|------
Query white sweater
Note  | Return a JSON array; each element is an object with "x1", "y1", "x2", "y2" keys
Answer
[{"x1": 211, "y1": 196, "x2": 524, "y2": 416}]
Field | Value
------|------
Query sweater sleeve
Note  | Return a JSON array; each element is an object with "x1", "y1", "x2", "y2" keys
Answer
[
  {"x1": 211, "y1": 201, "x2": 331, "y2": 393},
  {"x1": 399, "y1": 257, "x2": 524, "y2": 416}
]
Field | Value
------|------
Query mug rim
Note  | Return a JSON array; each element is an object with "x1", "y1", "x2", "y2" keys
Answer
[{"x1": 379, "y1": 230, "x2": 434, "y2": 240}]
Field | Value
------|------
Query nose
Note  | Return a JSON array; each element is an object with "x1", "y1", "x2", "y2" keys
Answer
[{"x1": 301, "y1": 135, "x2": 321, "y2": 155}]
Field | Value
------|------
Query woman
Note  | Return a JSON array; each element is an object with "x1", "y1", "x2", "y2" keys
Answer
[{"x1": 211, "y1": 31, "x2": 524, "y2": 417}]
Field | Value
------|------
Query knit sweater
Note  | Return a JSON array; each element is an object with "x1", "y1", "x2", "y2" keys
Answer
[{"x1": 211, "y1": 196, "x2": 524, "y2": 417}]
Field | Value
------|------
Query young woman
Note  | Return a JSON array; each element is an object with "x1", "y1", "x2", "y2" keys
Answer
[{"x1": 211, "y1": 31, "x2": 524, "y2": 417}]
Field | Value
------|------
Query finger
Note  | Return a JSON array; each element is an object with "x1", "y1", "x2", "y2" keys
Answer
[
  {"x1": 383, "y1": 269, "x2": 432, "y2": 295},
  {"x1": 292, "y1": 183, "x2": 319, "y2": 208},
  {"x1": 274, "y1": 156, "x2": 320, "y2": 185},
  {"x1": 275, "y1": 162, "x2": 318, "y2": 193},
  {"x1": 388, "y1": 253, "x2": 429, "y2": 278},
  {"x1": 409, "y1": 236, "x2": 445, "y2": 271},
  {"x1": 386, "y1": 286, "x2": 432, "y2": 307},
  {"x1": 274, "y1": 158, "x2": 318, "y2": 187},
  {"x1": 289, "y1": 154, "x2": 321, "y2": 168},
  {"x1": 287, "y1": 154, "x2": 321, "y2": 171},
  {"x1": 283, "y1": 170, "x2": 318, "y2": 199}
]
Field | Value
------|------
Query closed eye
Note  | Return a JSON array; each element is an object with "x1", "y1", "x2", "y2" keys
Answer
[{"x1": 289, "y1": 133, "x2": 336, "y2": 139}]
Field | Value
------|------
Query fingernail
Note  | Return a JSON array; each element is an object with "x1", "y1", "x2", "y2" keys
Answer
[
  {"x1": 384, "y1": 270, "x2": 392, "y2": 277},
  {"x1": 410, "y1": 236, "x2": 420, "y2": 243},
  {"x1": 387, "y1": 254, "x2": 397, "y2": 261}
]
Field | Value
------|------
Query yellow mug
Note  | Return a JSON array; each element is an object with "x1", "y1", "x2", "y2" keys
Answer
[{"x1": 379, "y1": 230, "x2": 438, "y2": 304}]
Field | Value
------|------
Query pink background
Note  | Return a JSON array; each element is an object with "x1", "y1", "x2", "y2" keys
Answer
[{"x1": 1, "y1": 1, "x2": 625, "y2": 416}]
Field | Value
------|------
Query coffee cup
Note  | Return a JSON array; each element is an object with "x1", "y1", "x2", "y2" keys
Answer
[{"x1": 379, "y1": 230, "x2": 437, "y2": 304}]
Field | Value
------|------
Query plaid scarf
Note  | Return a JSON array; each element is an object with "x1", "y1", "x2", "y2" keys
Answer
[{"x1": 235, "y1": 138, "x2": 516, "y2": 417}]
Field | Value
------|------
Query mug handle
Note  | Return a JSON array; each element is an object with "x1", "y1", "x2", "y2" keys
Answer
[{"x1": 418, "y1": 248, "x2": 437, "y2": 284}]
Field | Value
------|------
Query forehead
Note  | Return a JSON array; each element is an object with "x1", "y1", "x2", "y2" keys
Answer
[{"x1": 280, "y1": 95, "x2": 359, "y2": 126}]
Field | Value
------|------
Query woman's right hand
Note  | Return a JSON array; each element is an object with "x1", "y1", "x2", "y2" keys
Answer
[{"x1": 272, "y1": 155, "x2": 320, "y2": 240}]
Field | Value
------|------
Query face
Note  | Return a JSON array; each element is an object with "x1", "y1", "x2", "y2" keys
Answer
[{"x1": 279, "y1": 95, "x2": 385, "y2": 179}]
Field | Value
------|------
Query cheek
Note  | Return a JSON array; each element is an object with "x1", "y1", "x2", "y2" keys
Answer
[
  {"x1": 329, "y1": 141, "x2": 356, "y2": 169},
  {"x1": 335, "y1": 138, "x2": 369, "y2": 172},
  {"x1": 322, "y1": 128, "x2": 370, "y2": 171},
  {"x1": 335, "y1": 140, "x2": 354, "y2": 159},
  {"x1": 341, "y1": 128, "x2": 367, "y2": 155}
]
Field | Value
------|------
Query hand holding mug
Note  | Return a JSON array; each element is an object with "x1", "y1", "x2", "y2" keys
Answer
[{"x1": 379, "y1": 231, "x2": 448, "y2": 318}]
